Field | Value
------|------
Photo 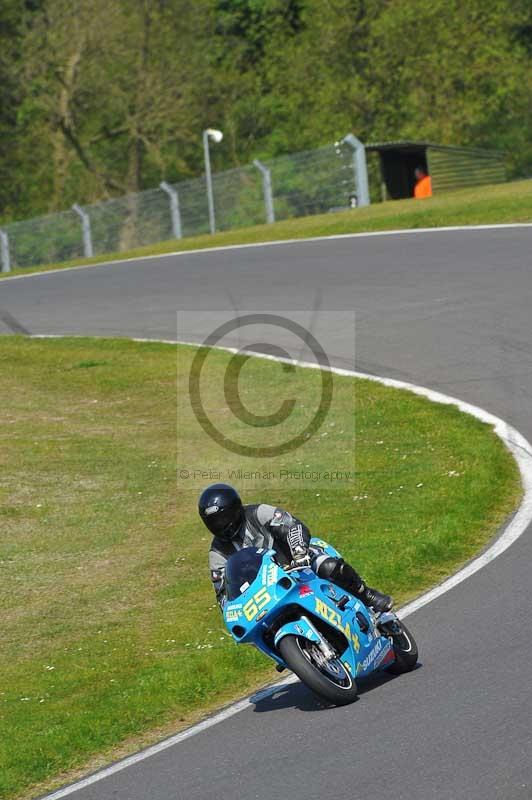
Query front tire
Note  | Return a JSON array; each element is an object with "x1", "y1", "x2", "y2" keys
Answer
[
  {"x1": 278, "y1": 635, "x2": 358, "y2": 706},
  {"x1": 386, "y1": 620, "x2": 418, "y2": 674}
]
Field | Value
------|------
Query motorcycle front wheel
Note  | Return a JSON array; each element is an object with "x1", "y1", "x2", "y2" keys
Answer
[
  {"x1": 278, "y1": 635, "x2": 358, "y2": 706},
  {"x1": 386, "y1": 620, "x2": 419, "y2": 674}
]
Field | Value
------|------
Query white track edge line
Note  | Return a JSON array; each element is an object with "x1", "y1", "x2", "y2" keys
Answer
[
  {"x1": 37, "y1": 334, "x2": 532, "y2": 800},
  {"x1": 3, "y1": 222, "x2": 532, "y2": 283}
]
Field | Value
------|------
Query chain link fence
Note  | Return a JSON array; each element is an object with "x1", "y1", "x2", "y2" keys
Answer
[{"x1": 0, "y1": 141, "x2": 364, "y2": 271}]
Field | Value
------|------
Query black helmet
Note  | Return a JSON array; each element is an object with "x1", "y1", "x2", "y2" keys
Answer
[{"x1": 198, "y1": 483, "x2": 244, "y2": 540}]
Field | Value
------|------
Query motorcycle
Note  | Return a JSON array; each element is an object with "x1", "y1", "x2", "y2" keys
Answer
[{"x1": 223, "y1": 540, "x2": 418, "y2": 706}]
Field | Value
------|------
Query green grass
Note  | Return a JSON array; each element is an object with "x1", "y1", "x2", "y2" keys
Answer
[
  {"x1": 0, "y1": 336, "x2": 522, "y2": 799},
  {"x1": 1, "y1": 179, "x2": 531, "y2": 279}
]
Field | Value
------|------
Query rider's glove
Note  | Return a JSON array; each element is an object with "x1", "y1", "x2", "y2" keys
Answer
[
  {"x1": 211, "y1": 569, "x2": 226, "y2": 609},
  {"x1": 291, "y1": 544, "x2": 312, "y2": 568}
]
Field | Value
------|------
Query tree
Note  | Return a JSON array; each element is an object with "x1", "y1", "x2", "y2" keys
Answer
[
  {"x1": 1, "y1": 0, "x2": 530, "y2": 223},
  {"x1": 366, "y1": 0, "x2": 532, "y2": 175},
  {"x1": 0, "y1": 1, "x2": 47, "y2": 219},
  {"x1": 17, "y1": 0, "x2": 213, "y2": 212}
]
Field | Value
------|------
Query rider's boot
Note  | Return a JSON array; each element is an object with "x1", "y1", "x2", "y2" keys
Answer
[
  {"x1": 356, "y1": 583, "x2": 394, "y2": 613},
  {"x1": 315, "y1": 556, "x2": 393, "y2": 613}
]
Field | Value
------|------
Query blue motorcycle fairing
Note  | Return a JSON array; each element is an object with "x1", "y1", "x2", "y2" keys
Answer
[
  {"x1": 222, "y1": 545, "x2": 395, "y2": 678},
  {"x1": 309, "y1": 536, "x2": 342, "y2": 559}
]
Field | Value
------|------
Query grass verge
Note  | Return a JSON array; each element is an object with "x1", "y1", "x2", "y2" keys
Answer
[
  {"x1": 1, "y1": 179, "x2": 531, "y2": 280},
  {"x1": 0, "y1": 336, "x2": 522, "y2": 798}
]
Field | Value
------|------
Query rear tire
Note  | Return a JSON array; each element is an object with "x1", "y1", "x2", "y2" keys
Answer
[
  {"x1": 278, "y1": 635, "x2": 358, "y2": 706},
  {"x1": 386, "y1": 620, "x2": 418, "y2": 674}
]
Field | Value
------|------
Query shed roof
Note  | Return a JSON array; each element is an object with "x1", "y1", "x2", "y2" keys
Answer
[
  {"x1": 365, "y1": 140, "x2": 429, "y2": 152},
  {"x1": 366, "y1": 140, "x2": 503, "y2": 157}
]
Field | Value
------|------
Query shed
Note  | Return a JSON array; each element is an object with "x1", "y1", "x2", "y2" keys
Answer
[{"x1": 365, "y1": 141, "x2": 506, "y2": 201}]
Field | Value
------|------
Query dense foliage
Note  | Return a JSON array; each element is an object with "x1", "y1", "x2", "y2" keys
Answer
[{"x1": 0, "y1": 0, "x2": 530, "y2": 221}]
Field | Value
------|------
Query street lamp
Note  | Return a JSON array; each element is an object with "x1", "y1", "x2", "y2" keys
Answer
[{"x1": 203, "y1": 128, "x2": 223, "y2": 234}]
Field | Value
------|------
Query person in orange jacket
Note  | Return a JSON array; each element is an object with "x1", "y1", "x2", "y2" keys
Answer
[{"x1": 414, "y1": 167, "x2": 432, "y2": 199}]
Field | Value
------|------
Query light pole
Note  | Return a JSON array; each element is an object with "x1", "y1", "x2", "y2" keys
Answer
[{"x1": 203, "y1": 128, "x2": 223, "y2": 234}]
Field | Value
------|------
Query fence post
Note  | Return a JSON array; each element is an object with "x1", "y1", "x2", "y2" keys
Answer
[
  {"x1": 342, "y1": 134, "x2": 370, "y2": 207},
  {"x1": 160, "y1": 182, "x2": 183, "y2": 239},
  {"x1": 253, "y1": 159, "x2": 275, "y2": 224},
  {"x1": 0, "y1": 229, "x2": 11, "y2": 273},
  {"x1": 72, "y1": 204, "x2": 94, "y2": 258}
]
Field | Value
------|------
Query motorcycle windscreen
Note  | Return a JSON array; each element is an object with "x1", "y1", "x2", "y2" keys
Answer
[{"x1": 225, "y1": 547, "x2": 266, "y2": 600}]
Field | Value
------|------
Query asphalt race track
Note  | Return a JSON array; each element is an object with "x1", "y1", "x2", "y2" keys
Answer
[{"x1": 2, "y1": 226, "x2": 532, "y2": 800}]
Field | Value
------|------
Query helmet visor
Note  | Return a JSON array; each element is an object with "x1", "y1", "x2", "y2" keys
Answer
[{"x1": 202, "y1": 505, "x2": 242, "y2": 539}]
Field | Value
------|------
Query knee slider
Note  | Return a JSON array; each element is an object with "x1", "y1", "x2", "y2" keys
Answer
[
  {"x1": 315, "y1": 556, "x2": 362, "y2": 593},
  {"x1": 315, "y1": 556, "x2": 344, "y2": 581}
]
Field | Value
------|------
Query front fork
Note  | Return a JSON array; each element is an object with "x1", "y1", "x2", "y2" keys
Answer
[{"x1": 274, "y1": 615, "x2": 337, "y2": 661}]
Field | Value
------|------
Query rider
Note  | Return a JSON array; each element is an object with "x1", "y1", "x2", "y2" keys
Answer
[{"x1": 199, "y1": 483, "x2": 393, "y2": 613}]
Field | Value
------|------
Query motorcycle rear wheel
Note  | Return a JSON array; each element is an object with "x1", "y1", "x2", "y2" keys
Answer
[{"x1": 278, "y1": 635, "x2": 358, "y2": 706}]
